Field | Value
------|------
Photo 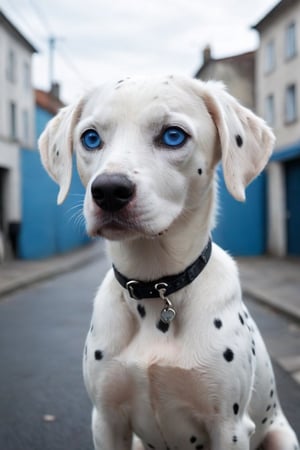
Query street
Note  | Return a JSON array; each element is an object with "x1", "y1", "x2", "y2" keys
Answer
[{"x1": 0, "y1": 255, "x2": 299, "y2": 450}]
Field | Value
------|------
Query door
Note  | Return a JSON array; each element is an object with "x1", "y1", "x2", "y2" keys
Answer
[{"x1": 286, "y1": 158, "x2": 300, "y2": 255}]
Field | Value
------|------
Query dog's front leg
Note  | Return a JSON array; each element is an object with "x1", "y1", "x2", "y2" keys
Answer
[{"x1": 92, "y1": 406, "x2": 133, "y2": 450}]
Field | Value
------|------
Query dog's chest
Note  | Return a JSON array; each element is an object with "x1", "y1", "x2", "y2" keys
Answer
[
  {"x1": 83, "y1": 307, "x2": 237, "y2": 449},
  {"x1": 85, "y1": 324, "x2": 213, "y2": 449}
]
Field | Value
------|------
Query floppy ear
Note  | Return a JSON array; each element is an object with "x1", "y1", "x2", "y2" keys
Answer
[
  {"x1": 38, "y1": 99, "x2": 84, "y2": 204},
  {"x1": 201, "y1": 81, "x2": 275, "y2": 201}
]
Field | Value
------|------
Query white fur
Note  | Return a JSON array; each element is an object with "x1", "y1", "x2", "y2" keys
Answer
[{"x1": 39, "y1": 75, "x2": 298, "y2": 450}]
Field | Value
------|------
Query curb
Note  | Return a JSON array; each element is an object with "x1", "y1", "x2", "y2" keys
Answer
[
  {"x1": 242, "y1": 287, "x2": 300, "y2": 323},
  {"x1": 0, "y1": 241, "x2": 105, "y2": 299}
]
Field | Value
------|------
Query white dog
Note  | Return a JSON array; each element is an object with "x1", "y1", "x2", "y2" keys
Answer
[{"x1": 39, "y1": 76, "x2": 299, "y2": 450}]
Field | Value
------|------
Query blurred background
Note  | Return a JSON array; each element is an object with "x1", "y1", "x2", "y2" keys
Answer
[
  {"x1": 0, "y1": 1, "x2": 299, "y2": 449},
  {"x1": 0, "y1": 0, "x2": 299, "y2": 262}
]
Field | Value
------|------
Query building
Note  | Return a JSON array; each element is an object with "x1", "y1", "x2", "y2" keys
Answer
[
  {"x1": 18, "y1": 87, "x2": 90, "y2": 259},
  {"x1": 253, "y1": 0, "x2": 300, "y2": 255},
  {"x1": 0, "y1": 10, "x2": 36, "y2": 258},
  {"x1": 195, "y1": 46, "x2": 255, "y2": 110},
  {"x1": 195, "y1": 48, "x2": 267, "y2": 256}
]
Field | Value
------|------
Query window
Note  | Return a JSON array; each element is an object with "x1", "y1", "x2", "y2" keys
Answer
[
  {"x1": 9, "y1": 102, "x2": 17, "y2": 139},
  {"x1": 285, "y1": 22, "x2": 297, "y2": 60},
  {"x1": 22, "y1": 109, "x2": 29, "y2": 144},
  {"x1": 265, "y1": 94, "x2": 275, "y2": 126},
  {"x1": 7, "y1": 49, "x2": 16, "y2": 83},
  {"x1": 23, "y1": 62, "x2": 31, "y2": 91},
  {"x1": 264, "y1": 41, "x2": 276, "y2": 74},
  {"x1": 285, "y1": 84, "x2": 297, "y2": 123}
]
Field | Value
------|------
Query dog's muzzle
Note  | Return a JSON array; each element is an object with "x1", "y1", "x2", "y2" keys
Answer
[{"x1": 91, "y1": 173, "x2": 135, "y2": 212}]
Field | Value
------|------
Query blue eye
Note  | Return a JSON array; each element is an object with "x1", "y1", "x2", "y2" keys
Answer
[
  {"x1": 81, "y1": 129, "x2": 102, "y2": 150},
  {"x1": 161, "y1": 127, "x2": 188, "y2": 148}
]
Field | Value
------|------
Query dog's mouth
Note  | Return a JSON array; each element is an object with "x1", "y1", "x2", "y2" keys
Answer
[
  {"x1": 87, "y1": 213, "x2": 148, "y2": 240},
  {"x1": 86, "y1": 209, "x2": 169, "y2": 241}
]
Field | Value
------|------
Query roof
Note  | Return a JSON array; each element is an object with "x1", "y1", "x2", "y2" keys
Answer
[
  {"x1": 0, "y1": 10, "x2": 37, "y2": 53},
  {"x1": 252, "y1": 0, "x2": 297, "y2": 31},
  {"x1": 194, "y1": 49, "x2": 255, "y2": 79},
  {"x1": 35, "y1": 89, "x2": 65, "y2": 115}
]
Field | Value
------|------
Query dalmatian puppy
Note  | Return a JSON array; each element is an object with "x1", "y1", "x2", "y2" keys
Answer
[{"x1": 39, "y1": 75, "x2": 299, "y2": 450}]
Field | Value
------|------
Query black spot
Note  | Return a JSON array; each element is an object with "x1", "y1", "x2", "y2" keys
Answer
[
  {"x1": 147, "y1": 444, "x2": 155, "y2": 449},
  {"x1": 244, "y1": 311, "x2": 249, "y2": 319},
  {"x1": 235, "y1": 134, "x2": 243, "y2": 147},
  {"x1": 262, "y1": 417, "x2": 267, "y2": 424},
  {"x1": 223, "y1": 348, "x2": 234, "y2": 362},
  {"x1": 270, "y1": 389, "x2": 274, "y2": 398},
  {"x1": 198, "y1": 168, "x2": 202, "y2": 175},
  {"x1": 156, "y1": 319, "x2": 169, "y2": 333},
  {"x1": 233, "y1": 403, "x2": 239, "y2": 415},
  {"x1": 266, "y1": 405, "x2": 271, "y2": 412},
  {"x1": 56, "y1": 150, "x2": 59, "y2": 156},
  {"x1": 190, "y1": 436, "x2": 197, "y2": 443},
  {"x1": 117, "y1": 79, "x2": 124, "y2": 84},
  {"x1": 252, "y1": 347, "x2": 256, "y2": 356},
  {"x1": 214, "y1": 318, "x2": 223, "y2": 329},
  {"x1": 238, "y1": 313, "x2": 245, "y2": 325},
  {"x1": 196, "y1": 445, "x2": 204, "y2": 450},
  {"x1": 273, "y1": 403, "x2": 277, "y2": 408},
  {"x1": 233, "y1": 436, "x2": 238, "y2": 443},
  {"x1": 137, "y1": 304, "x2": 146, "y2": 318},
  {"x1": 94, "y1": 350, "x2": 103, "y2": 360}
]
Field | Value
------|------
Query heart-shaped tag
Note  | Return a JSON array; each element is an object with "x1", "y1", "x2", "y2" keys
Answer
[{"x1": 160, "y1": 306, "x2": 176, "y2": 324}]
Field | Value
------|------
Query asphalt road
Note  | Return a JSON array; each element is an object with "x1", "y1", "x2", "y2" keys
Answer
[{"x1": 0, "y1": 256, "x2": 299, "y2": 450}]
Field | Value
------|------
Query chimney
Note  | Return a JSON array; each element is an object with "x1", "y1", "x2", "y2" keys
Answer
[{"x1": 203, "y1": 45, "x2": 212, "y2": 64}]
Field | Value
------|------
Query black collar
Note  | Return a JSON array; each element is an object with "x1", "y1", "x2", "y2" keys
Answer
[{"x1": 112, "y1": 238, "x2": 212, "y2": 300}]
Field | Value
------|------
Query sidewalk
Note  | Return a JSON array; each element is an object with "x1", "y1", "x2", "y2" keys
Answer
[
  {"x1": 0, "y1": 243, "x2": 299, "y2": 323},
  {"x1": 0, "y1": 240, "x2": 105, "y2": 299},
  {"x1": 237, "y1": 256, "x2": 300, "y2": 322}
]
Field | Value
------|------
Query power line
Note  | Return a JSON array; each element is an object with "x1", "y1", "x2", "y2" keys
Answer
[
  {"x1": 57, "y1": 43, "x2": 92, "y2": 87},
  {"x1": 0, "y1": 0, "x2": 47, "y2": 45},
  {"x1": 26, "y1": 0, "x2": 52, "y2": 35},
  {"x1": 25, "y1": 0, "x2": 92, "y2": 88},
  {"x1": 2, "y1": 0, "x2": 93, "y2": 91}
]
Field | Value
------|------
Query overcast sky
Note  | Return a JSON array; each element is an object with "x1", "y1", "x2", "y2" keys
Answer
[{"x1": 1, "y1": 0, "x2": 277, "y2": 103}]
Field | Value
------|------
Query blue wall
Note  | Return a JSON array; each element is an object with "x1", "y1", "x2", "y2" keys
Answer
[
  {"x1": 213, "y1": 166, "x2": 267, "y2": 256},
  {"x1": 18, "y1": 105, "x2": 89, "y2": 259}
]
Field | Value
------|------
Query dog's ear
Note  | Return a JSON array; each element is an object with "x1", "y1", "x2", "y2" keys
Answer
[
  {"x1": 201, "y1": 81, "x2": 275, "y2": 202},
  {"x1": 38, "y1": 99, "x2": 84, "y2": 204}
]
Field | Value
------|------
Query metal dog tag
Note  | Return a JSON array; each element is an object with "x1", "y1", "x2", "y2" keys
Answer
[
  {"x1": 155, "y1": 282, "x2": 177, "y2": 324},
  {"x1": 160, "y1": 304, "x2": 176, "y2": 324}
]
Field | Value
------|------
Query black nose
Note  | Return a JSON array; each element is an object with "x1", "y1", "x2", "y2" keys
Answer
[{"x1": 91, "y1": 173, "x2": 135, "y2": 212}]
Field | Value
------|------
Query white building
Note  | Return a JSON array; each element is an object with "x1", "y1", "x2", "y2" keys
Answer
[
  {"x1": 253, "y1": 0, "x2": 300, "y2": 256},
  {"x1": 0, "y1": 10, "x2": 36, "y2": 258}
]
